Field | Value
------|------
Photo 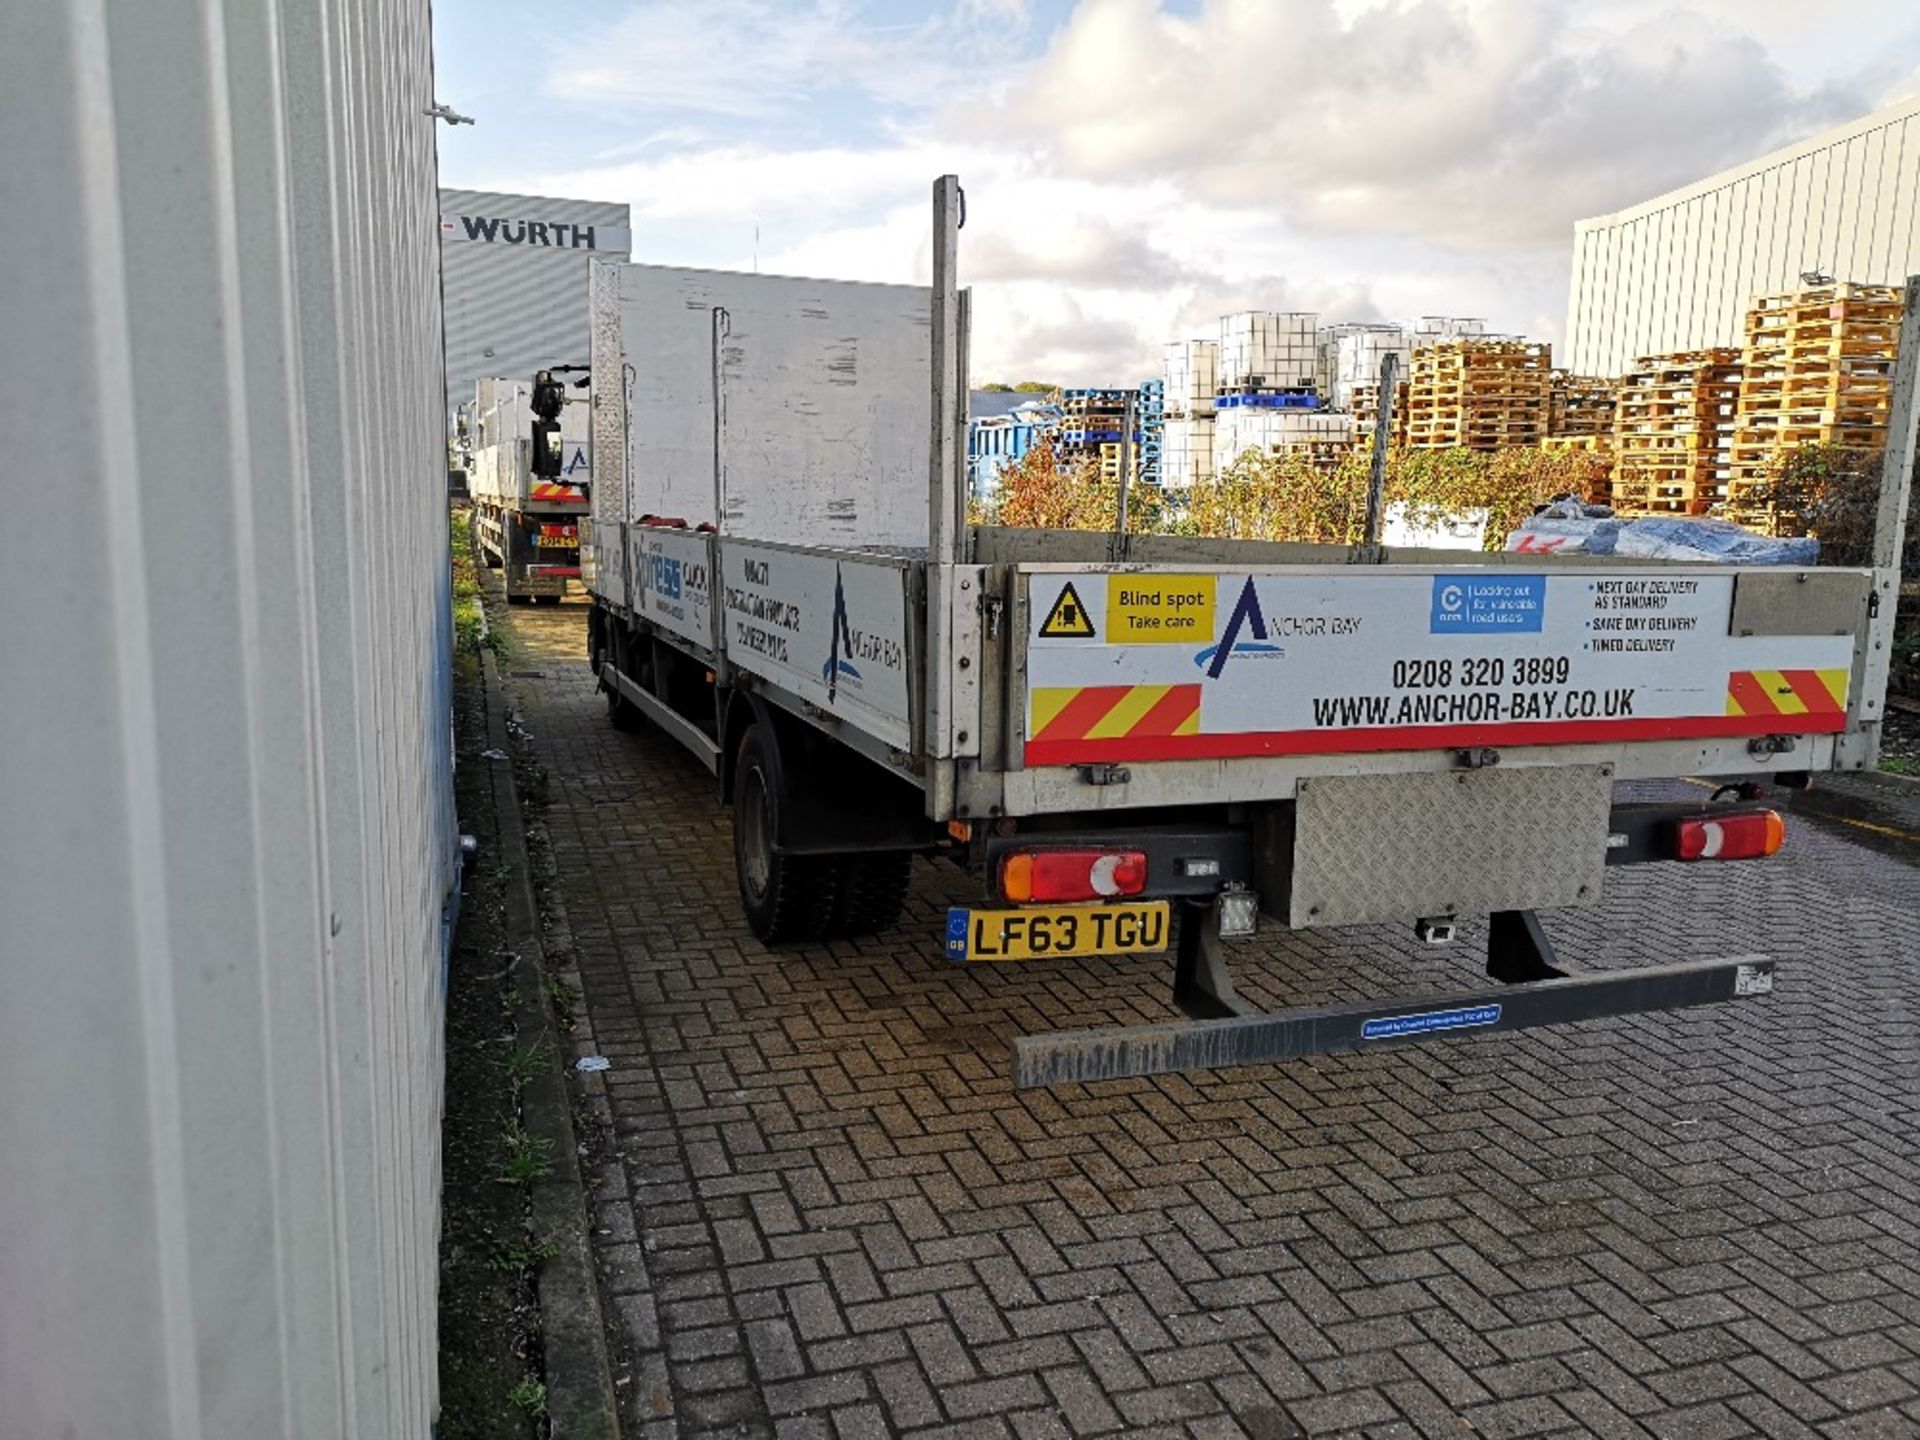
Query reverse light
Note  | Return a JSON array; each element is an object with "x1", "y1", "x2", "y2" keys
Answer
[
  {"x1": 1671, "y1": 810, "x2": 1785, "y2": 862},
  {"x1": 999, "y1": 848, "x2": 1148, "y2": 903}
]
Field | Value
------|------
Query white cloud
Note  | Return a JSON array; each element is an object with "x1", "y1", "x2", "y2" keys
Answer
[
  {"x1": 455, "y1": 0, "x2": 1917, "y2": 386},
  {"x1": 969, "y1": 0, "x2": 1870, "y2": 248},
  {"x1": 550, "y1": 0, "x2": 1033, "y2": 120}
]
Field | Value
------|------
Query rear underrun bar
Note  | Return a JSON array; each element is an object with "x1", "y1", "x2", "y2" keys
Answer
[{"x1": 1009, "y1": 900, "x2": 1775, "y2": 1088}]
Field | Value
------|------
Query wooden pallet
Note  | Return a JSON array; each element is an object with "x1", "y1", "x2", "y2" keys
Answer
[
  {"x1": 1730, "y1": 281, "x2": 1901, "y2": 512},
  {"x1": 1607, "y1": 346, "x2": 1745, "y2": 516}
]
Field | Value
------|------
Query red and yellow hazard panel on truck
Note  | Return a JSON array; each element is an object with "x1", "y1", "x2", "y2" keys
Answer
[
  {"x1": 529, "y1": 481, "x2": 586, "y2": 503},
  {"x1": 1725, "y1": 668, "x2": 1848, "y2": 719},
  {"x1": 1023, "y1": 570, "x2": 1856, "y2": 766}
]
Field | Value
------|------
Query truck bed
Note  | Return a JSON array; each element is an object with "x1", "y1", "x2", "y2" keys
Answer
[{"x1": 599, "y1": 520, "x2": 1879, "y2": 814}]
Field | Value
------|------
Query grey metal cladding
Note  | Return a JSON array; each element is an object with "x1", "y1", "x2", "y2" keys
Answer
[
  {"x1": 1289, "y1": 766, "x2": 1615, "y2": 927},
  {"x1": 1564, "y1": 97, "x2": 1920, "y2": 375},
  {"x1": 440, "y1": 188, "x2": 631, "y2": 420}
]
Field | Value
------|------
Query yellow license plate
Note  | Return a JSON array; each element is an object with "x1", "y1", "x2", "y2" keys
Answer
[
  {"x1": 534, "y1": 532, "x2": 577, "y2": 548},
  {"x1": 944, "y1": 901, "x2": 1169, "y2": 963}
]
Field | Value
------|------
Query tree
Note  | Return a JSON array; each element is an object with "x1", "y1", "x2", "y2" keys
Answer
[
  {"x1": 1013, "y1": 381, "x2": 1056, "y2": 394},
  {"x1": 981, "y1": 440, "x2": 1168, "y2": 534},
  {"x1": 979, "y1": 382, "x2": 1013, "y2": 393},
  {"x1": 1167, "y1": 443, "x2": 1612, "y2": 550}
]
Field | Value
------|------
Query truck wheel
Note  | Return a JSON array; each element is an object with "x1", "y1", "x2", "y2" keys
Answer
[
  {"x1": 605, "y1": 676, "x2": 644, "y2": 732},
  {"x1": 535, "y1": 593, "x2": 562, "y2": 606},
  {"x1": 828, "y1": 854, "x2": 912, "y2": 936},
  {"x1": 734, "y1": 724, "x2": 837, "y2": 943}
]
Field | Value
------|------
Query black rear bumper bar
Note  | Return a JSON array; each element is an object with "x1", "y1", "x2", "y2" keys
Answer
[{"x1": 1011, "y1": 953, "x2": 1774, "y2": 1088}]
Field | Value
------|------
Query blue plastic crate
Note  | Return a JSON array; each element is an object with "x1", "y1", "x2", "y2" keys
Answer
[{"x1": 1214, "y1": 392, "x2": 1322, "y2": 410}]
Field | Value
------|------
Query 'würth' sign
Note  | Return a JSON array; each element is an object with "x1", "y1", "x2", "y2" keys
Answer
[{"x1": 440, "y1": 214, "x2": 631, "y2": 252}]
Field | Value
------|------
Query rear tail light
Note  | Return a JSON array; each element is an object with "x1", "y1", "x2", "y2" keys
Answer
[
  {"x1": 999, "y1": 849, "x2": 1148, "y2": 903},
  {"x1": 1671, "y1": 810, "x2": 1785, "y2": 862}
]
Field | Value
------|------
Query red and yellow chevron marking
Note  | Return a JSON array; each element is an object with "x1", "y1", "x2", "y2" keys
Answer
[
  {"x1": 1725, "y1": 668, "x2": 1848, "y2": 720},
  {"x1": 1030, "y1": 684, "x2": 1202, "y2": 748},
  {"x1": 530, "y1": 481, "x2": 585, "y2": 502}
]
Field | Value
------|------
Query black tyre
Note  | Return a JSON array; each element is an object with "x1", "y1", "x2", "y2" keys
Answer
[
  {"x1": 733, "y1": 724, "x2": 838, "y2": 943},
  {"x1": 535, "y1": 593, "x2": 562, "y2": 606},
  {"x1": 827, "y1": 853, "x2": 912, "y2": 936},
  {"x1": 605, "y1": 679, "x2": 644, "y2": 732},
  {"x1": 506, "y1": 591, "x2": 532, "y2": 605}
]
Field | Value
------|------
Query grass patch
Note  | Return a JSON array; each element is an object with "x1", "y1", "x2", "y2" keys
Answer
[
  {"x1": 496, "y1": 1121, "x2": 555, "y2": 1185},
  {"x1": 1880, "y1": 754, "x2": 1916, "y2": 776},
  {"x1": 505, "y1": 1380, "x2": 548, "y2": 1419},
  {"x1": 485, "y1": 1233, "x2": 563, "y2": 1273},
  {"x1": 501, "y1": 1042, "x2": 547, "y2": 1095}
]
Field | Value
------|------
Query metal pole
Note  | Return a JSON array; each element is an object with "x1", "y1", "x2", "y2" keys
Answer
[
  {"x1": 1111, "y1": 391, "x2": 1134, "y2": 561},
  {"x1": 1843, "y1": 273, "x2": 1920, "y2": 769},
  {"x1": 1872, "y1": 277, "x2": 1919, "y2": 573},
  {"x1": 925, "y1": 175, "x2": 964, "y2": 810},
  {"x1": 930, "y1": 177, "x2": 962, "y2": 567},
  {"x1": 1362, "y1": 351, "x2": 1398, "y2": 546}
]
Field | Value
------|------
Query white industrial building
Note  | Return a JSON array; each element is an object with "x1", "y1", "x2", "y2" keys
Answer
[
  {"x1": 1564, "y1": 95, "x2": 1920, "y2": 376},
  {"x1": 440, "y1": 187, "x2": 632, "y2": 421}
]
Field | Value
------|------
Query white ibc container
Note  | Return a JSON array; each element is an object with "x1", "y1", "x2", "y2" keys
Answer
[
  {"x1": 1163, "y1": 415, "x2": 1216, "y2": 487},
  {"x1": 1163, "y1": 339, "x2": 1219, "y2": 415}
]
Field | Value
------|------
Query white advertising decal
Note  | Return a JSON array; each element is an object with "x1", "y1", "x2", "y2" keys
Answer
[
  {"x1": 721, "y1": 544, "x2": 913, "y2": 749},
  {"x1": 1023, "y1": 569, "x2": 1854, "y2": 765},
  {"x1": 631, "y1": 527, "x2": 717, "y2": 651}
]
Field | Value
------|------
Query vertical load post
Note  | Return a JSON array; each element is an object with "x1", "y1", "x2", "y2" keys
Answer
[
  {"x1": 925, "y1": 176, "x2": 965, "y2": 815},
  {"x1": 1840, "y1": 275, "x2": 1920, "y2": 769}
]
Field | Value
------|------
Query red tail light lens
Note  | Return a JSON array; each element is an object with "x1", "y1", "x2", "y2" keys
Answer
[
  {"x1": 1671, "y1": 810, "x2": 1785, "y2": 862},
  {"x1": 999, "y1": 849, "x2": 1148, "y2": 903}
]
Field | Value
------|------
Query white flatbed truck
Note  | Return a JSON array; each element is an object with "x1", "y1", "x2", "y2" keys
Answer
[
  {"x1": 584, "y1": 178, "x2": 1916, "y2": 1087},
  {"x1": 468, "y1": 371, "x2": 593, "y2": 602}
]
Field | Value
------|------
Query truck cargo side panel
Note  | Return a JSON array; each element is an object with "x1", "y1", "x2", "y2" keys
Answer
[
  {"x1": 1020, "y1": 565, "x2": 1865, "y2": 768},
  {"x1": 631, "y1": 526, "x2": 719, "y2": 652},
  {"x1": 720, "y1": 541, "x2": 915, "y2": 750},
  {"x1": 714, "y1": 290, "x2": 933, "y2": 548}
]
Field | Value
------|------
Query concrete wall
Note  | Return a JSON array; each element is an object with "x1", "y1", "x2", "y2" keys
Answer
[
  {"x1": 0, "y1": 2, "x2": 453, "y2": 1436},
  {"x1": 1566, "y1": 96, "x2": 1920, "y2": 376},
  {"x1": 442, "y1": 187, "x2": 632, "y2": 423}
]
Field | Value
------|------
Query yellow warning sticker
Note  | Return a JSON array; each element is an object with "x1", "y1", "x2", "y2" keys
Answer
[
  {"x1": 1105, "y1": 574, "x2": 1216, "y2": 645},
  {"x1": 1037, "y1": 582, "x2": 1097, "y2": 639}
]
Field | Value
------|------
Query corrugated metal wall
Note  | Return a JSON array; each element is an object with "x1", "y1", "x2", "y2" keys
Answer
[
  {"x1": 441, "y1": 187, "x2": 631, "y2": 421},
  {"x1": 1566, "y1": 96, "x2": 1920, "y2": 376},
  {"x1": 0, "y1": 2, "x2": 453, "y2": 1437}
]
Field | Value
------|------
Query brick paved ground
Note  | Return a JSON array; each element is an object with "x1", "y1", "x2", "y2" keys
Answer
[{"x1": 495, "y1": 594, "x2": 1920, "y2": 1440}]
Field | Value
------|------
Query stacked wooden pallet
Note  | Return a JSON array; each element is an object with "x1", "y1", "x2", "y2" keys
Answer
[
  {"x1": 1548, "y1": 371, "x2": 1615, "y2": 439},
  {"x1": 1348, "y1": 379, "x2": 1411, "y2": 447},
  {"x1": 1610, "y1": 348, "x2": 1742, "y2": 515},
  {"x1": 1404, "y1": 339, "x2": 1551, "y2": 450},
  {"x1": 1726, "y1": 282, "x2": 1901, "y2": 531},
  {"x1": 1350, "y1": 381, "x2": 1382, "y2": 444}
]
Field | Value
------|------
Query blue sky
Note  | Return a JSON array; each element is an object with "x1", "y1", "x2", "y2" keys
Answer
[{"x1": 434, "y1": 0, "x2": 1920, "y2": 384}]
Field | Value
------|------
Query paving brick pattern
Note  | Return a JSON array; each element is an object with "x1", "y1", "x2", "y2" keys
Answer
[{"x1": 497, "y1": 598, "x2": 1920, "y2": 1439}]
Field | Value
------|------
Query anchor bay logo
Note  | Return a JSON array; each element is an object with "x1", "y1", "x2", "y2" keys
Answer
[{"x1": 1194, "y1": 576, "x2": 1285, "y2": 678}]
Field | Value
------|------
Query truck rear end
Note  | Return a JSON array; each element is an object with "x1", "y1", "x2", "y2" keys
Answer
[
  {"x1": 469, "y1": 374, "x2": 592, "y2": 602},
  {"x1": 935, "y1": 535, "x2": 1886, "y2": 1083}
]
